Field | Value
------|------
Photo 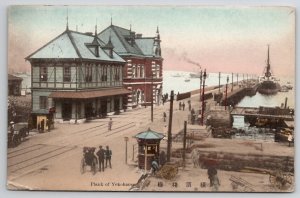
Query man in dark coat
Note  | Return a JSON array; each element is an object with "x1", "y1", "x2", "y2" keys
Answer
[
  {"x1": 96, "y1": 146, "x2": 105, "y2": 172},
  {"x1": 163, "y1": 112, "x2": 167, "y2": 122},
  {"x1": 105, "y1": 146, "x2": 112, "y2": 168}
]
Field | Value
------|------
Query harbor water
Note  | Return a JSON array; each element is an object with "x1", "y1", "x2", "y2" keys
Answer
[
  {"x1": 163, "y1": 70, "x2": 294, "y2": 108},
  {"x1": 163, "y1": 70, "x2": 294, "y2": 142}
]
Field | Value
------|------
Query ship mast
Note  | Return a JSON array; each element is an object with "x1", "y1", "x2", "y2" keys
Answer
[{"x1": 265, "y1": 45, "x2": 271, "y2": 79}]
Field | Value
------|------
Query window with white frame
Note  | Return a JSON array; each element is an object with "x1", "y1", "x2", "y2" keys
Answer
[
  {"x1": 156, "y1": 64, "x2": 160, "y2": 78},
  {"x1": 141, "y1": 65, "x2": 144, "y2": 78},
  {"x1": 101, "y1": 66, "x2": 108, "y2": 81},
  {"x1": 114, "y1": 66, "x2": 120, "y2": 81},
  {"x1": 86, "y1": 64, "x2": 93, "y2": 82},
  {"x1": 132, "y1": 65, "x2": 136, "y2": 78},
  {"x1": 137, "y1": 65, "x2": 140, "y2": 78},
  {"x1": 63, "y1": 66, "x2": 71, "y2": 82},
  {"x1": 40, "y1": 67, "x2": 47, "y2": 82}
]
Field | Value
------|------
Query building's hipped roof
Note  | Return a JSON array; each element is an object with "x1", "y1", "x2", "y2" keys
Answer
[
  {"x1": 26, "y1": 29, "x2": 125, "y2": 63},
  {"x1": 8, "y1": 74, "x2": 23, "y2": 81},
  {"x1": 98, "y1": 25, "x2": 158, "y2": 57},
  {"x1": 49, "y1": 88, "x2": 130, "y2": 99},
  {"x1": 135, "y1": 38, "x2": 155, "y2": 56}
]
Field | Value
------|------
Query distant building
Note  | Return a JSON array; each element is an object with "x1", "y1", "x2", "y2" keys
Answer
[
  {"x1": 26, "y1": 25, "x2": 129, "y2": 127},
  {"x1": 99, "y1": 24, "x2": 163, "y2": 108},
  {"x1": 8, "y1": 74, "x2": 22, "y2": 96}
]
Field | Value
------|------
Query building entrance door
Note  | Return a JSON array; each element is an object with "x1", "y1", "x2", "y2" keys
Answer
[
  {"x1": 85, "y1": 102, "x2": 93, "y2": 119},
  {"x1": 114, "y1": 98, "x2": 120, "y2": 112},
  {"x1": 62, "y1": 102, "x2": 72, "y2": 121},
  {"x1": 100, "y1": 99, "x2": 107, "y2": 117}
]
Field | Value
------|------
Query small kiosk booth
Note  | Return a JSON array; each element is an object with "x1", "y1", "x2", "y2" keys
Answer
[{"x1": 134, "y1": 128, "x2": 164, "y2": 170}]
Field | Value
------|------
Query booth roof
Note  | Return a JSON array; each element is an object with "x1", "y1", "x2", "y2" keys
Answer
[{"x1": 134, "y1": 128, "x2": 164, "y2": 140}]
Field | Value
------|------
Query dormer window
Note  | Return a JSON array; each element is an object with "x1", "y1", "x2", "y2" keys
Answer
[{"x1": 86, "y1": 44, "x2": 99, "y2": 57}]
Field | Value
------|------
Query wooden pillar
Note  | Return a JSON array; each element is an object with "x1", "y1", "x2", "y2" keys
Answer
[
  {"x1": 183, "y1": 121, "x2": 187, "y2": 167},
  {"x1": 144, "y1": 144, "x2": 147, "y2": 170},
  {"x1": 167, "y1": 90, "x2": 174, "y2": 162}
]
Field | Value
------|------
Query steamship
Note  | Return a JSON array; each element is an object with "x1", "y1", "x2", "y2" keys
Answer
[{"x1": 257, "y1": 45, "x2": 280, "y2": 95}]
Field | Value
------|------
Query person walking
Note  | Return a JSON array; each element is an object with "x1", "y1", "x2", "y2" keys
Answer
[
  {"x1": 105, "y1": 145, "x2": 112, "y2": 168},
  {"x1": 179, "y1": 102, "x2": 182, "y2": 110},
  {"x1": 108, "y1": 118, "x2": 113, "y2": 131},
  {"x1": 182, "y1": 102, "x2": 185, "y2": 111},
  {"x1": 288, "y1": 133, "x2": 293, "y2": 147},
  {"x1": 188, "y1": 100, "x2": 192, "y2": 111},
  {"x1": 41, "y1": 119, "x2": 45, "y2": 132},
  {"x1": 207, "y1": 166, "x2": 217, "y2": 187},
  {"x1": 211, "y1": 174, "x2": 220, "y2": 191},
  {"x1": 191, "y1": 108, "x2": 195, "y2": 125},
  {"x1": 96, "y1": 146, "x2": 105, "y2": 172},
  {"x1": 163, "y1": 112, "x2": 167, "y2": 122}
]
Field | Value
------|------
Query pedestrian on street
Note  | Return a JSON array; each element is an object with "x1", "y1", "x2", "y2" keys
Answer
[
  {"x1": 41, "y1": 119, "x2": 45, "y2": 132},
  {"x1": 211, "y1": 174, "x2": 220, "y2": 191},
  {"x1": 288, "y1": 133, "x2": 293, "y2": 147},
  {"x1": 108, "y1": 118, "x2": 113, "y2": 131},
  {"x1": 96, "y1": 146, "x2": 105, "y2": 172},
  {"x1": 191, "y1": 108, "x2": 195, "y2": 125},
  {"x1": 179, "y1": 102, "x2": 182, "y2": 110},
  {"x1": 188, "y1": 100, "x2": 191, "y2": 111},
  {"x1": 151, "y1": 159, "x2": 159, "y2": 175},
  {"x1": 163, "y1": 112, "x2": 167, "y2": 122},
  {"x1": 207, "y1": 166, "x2": 217, "y2": 187},
  {"x1": 182, "y1": 102, "x2": 185, "y2": 111},
  {"x1": 105, "y1": 145, "x2": 112, "y2": 168},
  {"x1": 46, "y1": 119, "x2": 51, "y2": 132}
]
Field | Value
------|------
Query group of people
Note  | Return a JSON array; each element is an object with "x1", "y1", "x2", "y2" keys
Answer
[
  {"x1": 83, "y1": 145, "x2": 112, "y2": 172},
  {"x1": 178, "y1": 100, "x2": 192, "y2": 111},
  {"x1": 162, "y1": 93, "x2": 169, "y2": 105},
  {"x1": 96, "y1": 145, "x2": 112, "y2": 171},
  {"x1": 179, "y1": 101, "x2": 186, "y2": 110}
]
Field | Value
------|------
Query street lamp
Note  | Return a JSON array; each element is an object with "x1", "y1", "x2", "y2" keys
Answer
[
  {"x1": 199, "y1": 70, "x2": 202, "y2": 102},
  {"x1": 124, "y1": 136, "x2": 129, "y2": 164},
  {"x1": 225, "y1": 75, "x2": 229, "y2": 110},
  {"x1": 231, "y1": 72, "x2": 234, "y2": 92},
  {"x1": 201, "y1": 69, "x2": 207, "y2": 126},
  {"x1": 218, "y1": 72, "x2": 221, "y2": 93}
]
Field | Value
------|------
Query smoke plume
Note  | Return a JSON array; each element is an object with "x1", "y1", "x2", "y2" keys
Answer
[{"x1": 182, "y1": 52, "x2": 201, "y2": 68}]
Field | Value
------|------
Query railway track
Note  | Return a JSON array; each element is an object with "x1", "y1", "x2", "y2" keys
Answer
[
  {"x1": 7, "y1": 106, "x2": 167, "y2": 176},
  {"x1": 8, "y1": 144, "x2": 77, "y2": 173},
  {"x1": 8, "y1": 121, "x2": 137, "y2": 174}
]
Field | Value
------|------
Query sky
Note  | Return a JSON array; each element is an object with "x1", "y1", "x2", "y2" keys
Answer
[{"x1": 8, "y1": 5, "x2": 295, "y2": 77}]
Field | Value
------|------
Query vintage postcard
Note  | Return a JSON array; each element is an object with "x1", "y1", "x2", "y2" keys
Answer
[{"x1": 7, "y1": 5, "x2": 295, "y2": 192}]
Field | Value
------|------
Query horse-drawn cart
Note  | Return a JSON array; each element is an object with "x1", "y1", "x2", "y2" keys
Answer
[
  {"x1": 8, "y1": 122, "x2": 29, "y2": 147},
  {"x1": 243, "y1": 166, "x2": 294, "y2": 190},
  {"x1": 80, "y1": 147, "x2": 98, "y2": 175}
]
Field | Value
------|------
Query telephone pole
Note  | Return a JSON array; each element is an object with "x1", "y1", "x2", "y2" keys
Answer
[
  {"x1": 182, "y1": 121, "x2": 187, "y2": 167},
  {"x1": 167, "y1": 90, "x2": 174, "y2": 162}
]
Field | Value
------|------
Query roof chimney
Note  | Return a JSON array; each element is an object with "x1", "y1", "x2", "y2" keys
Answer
[{"x1": 136, "y1": 34, "x2": 142, "y2": 39}]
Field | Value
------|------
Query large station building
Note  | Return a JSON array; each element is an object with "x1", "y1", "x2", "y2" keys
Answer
[{"x1": 26, "y1": 25, "x2": 129, "y2": 127}]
